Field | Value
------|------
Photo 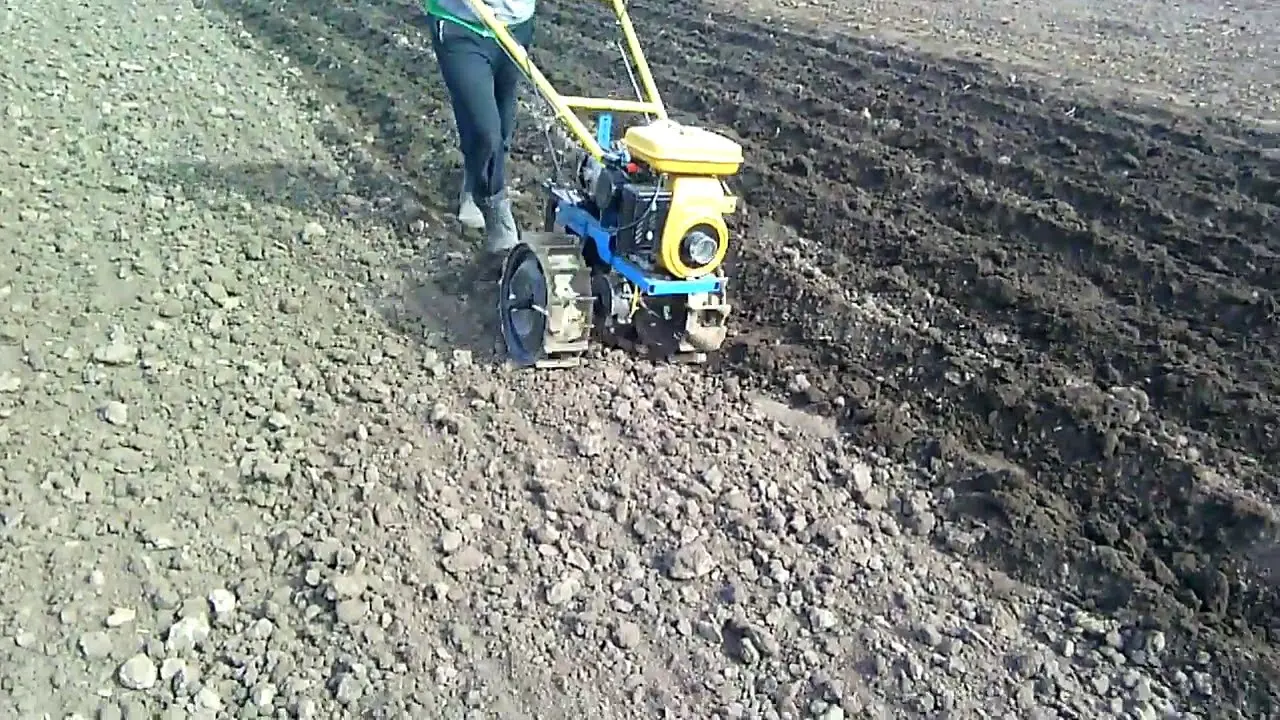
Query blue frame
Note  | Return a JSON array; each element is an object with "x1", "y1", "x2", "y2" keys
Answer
[
  {"x1": 596, "y1": 113, "x2": 614, "y2": 149},
  {"x1": 554, "y1": 202, "x2": 724, "y2": 296}
]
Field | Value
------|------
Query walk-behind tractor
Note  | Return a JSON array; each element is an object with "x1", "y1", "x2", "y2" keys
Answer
[{"x1": 464, "y1": 0, "x2": 745, "y2": 368}]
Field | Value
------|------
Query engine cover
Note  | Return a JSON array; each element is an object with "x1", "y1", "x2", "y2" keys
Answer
[{"x1": 615, "y1": 183, "x2": 671, "y2": 259}]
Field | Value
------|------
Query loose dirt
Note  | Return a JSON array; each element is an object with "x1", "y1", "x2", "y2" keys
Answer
[
  {"x1": 534, "y1": 0, "x2": 1280, "y2": 710},
  {"x1": 0, "y1": 0, "x2": 1276, "y2": 718}
]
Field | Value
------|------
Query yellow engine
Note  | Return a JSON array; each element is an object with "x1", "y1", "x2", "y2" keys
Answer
[{"x1": 622, "y1": 120, "x2": 744, "y2": 279}]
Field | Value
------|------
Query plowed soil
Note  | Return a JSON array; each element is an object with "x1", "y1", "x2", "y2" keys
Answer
[
  {"x1": 4, "y1": 0, "x2": 1279, "y2": 716},
  {"x1": 535, "y1": 0, "x2": 1280, "y2": 711}
]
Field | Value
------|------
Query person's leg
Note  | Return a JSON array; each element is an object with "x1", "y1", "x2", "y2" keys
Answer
[
  {"x1": 453, "y1": 118, "x2": 484, "y2": 230},
  {"x1": 431, "y1": 19, "x2": 502, "y2": 233},
  {"x1": 487, "y1": 18, "x2": 535, "y2": 200}
]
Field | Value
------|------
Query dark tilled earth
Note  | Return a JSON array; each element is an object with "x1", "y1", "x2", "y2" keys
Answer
[
  {"x1": 5, "y1": 0, "x2": 1277, "y2": 715},
  {"x1": 530, "y1": 0, "x2": 1280, "y2": 712}
]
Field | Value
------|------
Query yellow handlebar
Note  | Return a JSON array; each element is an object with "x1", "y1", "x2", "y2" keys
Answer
[{"x1": 461, "y1": 0, "x2": 668, "y2": 161}]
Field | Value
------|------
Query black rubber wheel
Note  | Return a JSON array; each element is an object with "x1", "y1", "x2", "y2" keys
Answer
[{"x1": 497, "y1": 243, "x2": 548, "y2": 367}]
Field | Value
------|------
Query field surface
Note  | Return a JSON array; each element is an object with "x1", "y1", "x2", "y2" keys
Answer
[{"x1": 0, "y1": 0, "x2": 1277, "y2": 718}]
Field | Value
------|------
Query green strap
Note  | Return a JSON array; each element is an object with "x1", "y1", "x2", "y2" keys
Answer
[{"x1": 422, "y1": 1, "x2": 494, "y2": 38}]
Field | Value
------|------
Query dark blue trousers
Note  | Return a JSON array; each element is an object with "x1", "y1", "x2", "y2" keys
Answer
[{"x1": 430, "y1": 17, "x2": 535, "y2": 201}]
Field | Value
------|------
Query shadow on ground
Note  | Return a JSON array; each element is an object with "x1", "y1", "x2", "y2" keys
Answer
[
  {"x1": 137, "y1": 152, "x2": 502, "y2": 358},
  {"x1": 184, "y1": 0, "x2": 523, "y2": 360}
]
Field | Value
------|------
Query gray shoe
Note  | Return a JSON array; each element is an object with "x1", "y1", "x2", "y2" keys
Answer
[
  {"x1": 457, "y1": 171, "x2": 484, "y2": 230},
  {"x1": 476, "y1": 190, "x2": 520, "y2": 255}
]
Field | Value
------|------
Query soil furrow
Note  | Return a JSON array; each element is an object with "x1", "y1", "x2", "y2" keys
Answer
[
  {"x1": 545, "y1": 0, "x2": 1280, "y2": 712},
  {"x1": 539, "y1": 4, "x2": 1280, "y2": 469},
  {"x1": 7, "y1": 0, "x2": 1280, "y2": 716}
]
